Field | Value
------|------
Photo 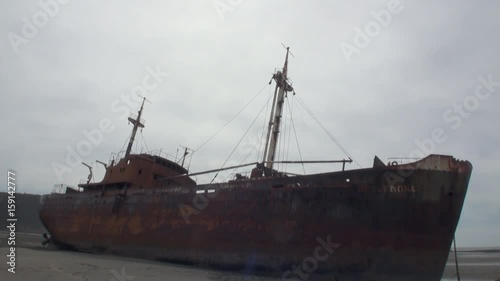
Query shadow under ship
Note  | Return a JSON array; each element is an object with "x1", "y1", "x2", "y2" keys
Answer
[{"x1": 39, "y1": 48, "x2": 472, "y2": 281}]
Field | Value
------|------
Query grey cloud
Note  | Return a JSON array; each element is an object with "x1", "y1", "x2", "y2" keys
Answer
[{"x1": 1, "y1": 0, "x2": 499, "y2": 246}]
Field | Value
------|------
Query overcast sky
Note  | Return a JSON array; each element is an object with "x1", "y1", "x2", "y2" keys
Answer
[{"x1": 1, "y1": 0, "x2": 499, "y2": 247}]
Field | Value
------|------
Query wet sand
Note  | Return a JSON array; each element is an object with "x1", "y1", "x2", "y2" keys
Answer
[
  {"x1": 443, "y1": 249, "x2": 500, "y2": 281},
  {"x1": 1, "y1": 232, "x2": 499, "y2": 281}
]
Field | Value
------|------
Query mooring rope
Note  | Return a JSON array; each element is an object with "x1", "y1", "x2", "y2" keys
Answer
[{"x1": 453, "y1": 235, "x2": 461, "y2": 281}]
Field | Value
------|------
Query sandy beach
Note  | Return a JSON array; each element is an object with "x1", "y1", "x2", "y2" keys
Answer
[
  {"x1": 443, "y1": 249, "x2": 500, "y2": 281},
  {"x1": 1, "y1": 232, "x2": 499, "y2": 281}
]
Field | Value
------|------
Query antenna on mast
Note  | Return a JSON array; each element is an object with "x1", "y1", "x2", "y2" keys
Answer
[
  {"x1": 138, "y1": 95, "x2": 152, "y2": 105},
  {"x1": 281, "y1": 43, "x2": 295, "y2": 58},
  {"x1": 125, "y1": 96, "x2": 150, "y2": 157},
  {"x1": 179, "y1": 145, "x2": 192, "y2": 168}
]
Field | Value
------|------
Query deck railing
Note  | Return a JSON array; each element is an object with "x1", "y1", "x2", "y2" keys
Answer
[
  {"x1": 108, "y1": 149, "x2": 182, "y2": 167},
  {"x1": 51, "y1": 184, "x2": 76, "y2": 194},
  {"x1": 387, "y1": 157, "x2": 421, "y2": 165}
]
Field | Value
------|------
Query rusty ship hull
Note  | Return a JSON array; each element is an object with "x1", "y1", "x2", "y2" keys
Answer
[{"x1": 39, "y1": 155, "x2": 472, "y2": 281}]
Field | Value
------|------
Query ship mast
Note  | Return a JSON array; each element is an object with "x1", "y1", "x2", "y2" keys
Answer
[
  {"x1": 262, "y1": 47, "x2": 294, "y2": 170},
  {"x1": 125, "y1": 97, "x2": 147, "y2": 157}
]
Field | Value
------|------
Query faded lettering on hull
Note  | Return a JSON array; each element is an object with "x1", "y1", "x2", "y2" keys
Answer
[
  {"x1": 357, "y1": 184, "x2": 416, "y2": 193},
  {"x1": 378, "y1": 185, "x2": 416, "y2": 193}
]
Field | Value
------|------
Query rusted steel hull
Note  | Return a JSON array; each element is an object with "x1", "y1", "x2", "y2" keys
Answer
[{"x1": 39, "y1": 155, "x2": 472, "y2": 281}]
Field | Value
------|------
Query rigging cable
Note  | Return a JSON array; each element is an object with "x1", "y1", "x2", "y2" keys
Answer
[
  {"x1": 222, "y1": 128, "x2": 268, "y2": 182},
  {"x1": 286, "y1": 95, "x2": 306, "y2": 174},
  {"x1": 120, "y1": 131, "x2": 132, "y2": 155},
  {"x1": 279, "y1": 97, "x2": 289, "y2": 171},
  {"x1": 276, "y1": 99, "x2": 284, "y2": 171},
  {"x1": 193, "y1": 83, "x2": 270, "y2": 154},
  {"x1": 257, "y1": 84, "x2": 273, "y2": 161},
  {"x1": 295, "y1": 94, "x2": 361, "y2": 168},
  {"x1": 222, "y1": 93, "x2": 274, "y2": 181},
  {"x1": 453, "y1": 235, "x2": 461, "y2": 281},
  {"x1": 284, "y1": 96, "x2": 295, "y2": 172},
  {"x1": 140, "y1": 131, "x2": 150, "y2": 153},
  {"x1": 236, "y1": 96, "x2": 273, "y2": 171},
  {"x1": 210, "y1": 94, "x2": 273, "y2": 183}
]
